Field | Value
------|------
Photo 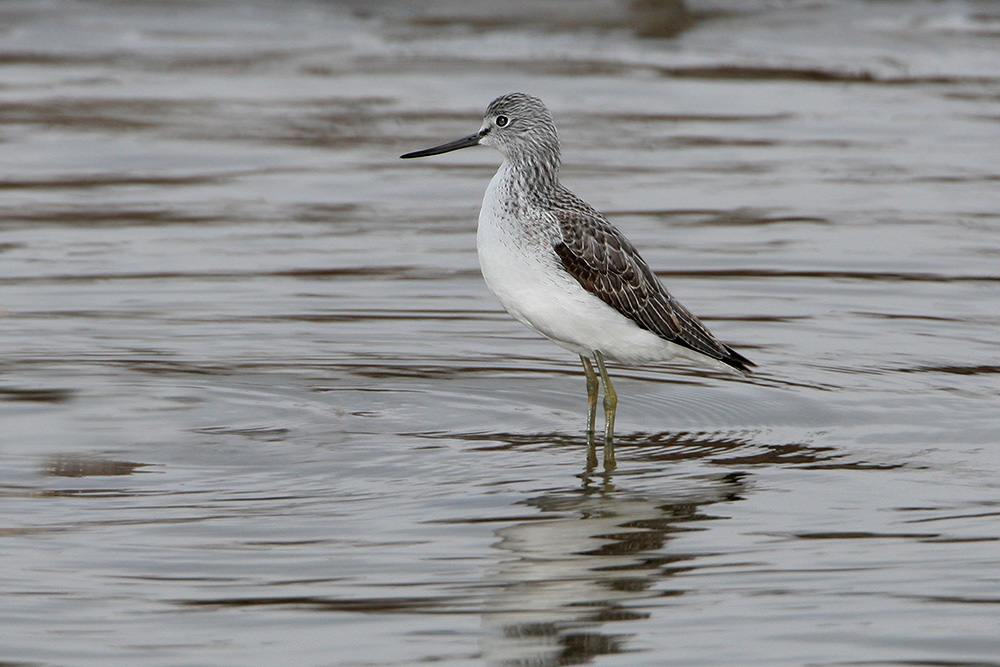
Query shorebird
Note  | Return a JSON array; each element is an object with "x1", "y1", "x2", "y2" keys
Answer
[{"x1": 400, "y1": 93, "x2": 753, "y2": 456}]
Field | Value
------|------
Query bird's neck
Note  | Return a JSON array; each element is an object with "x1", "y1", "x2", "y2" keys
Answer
[{"x1": 500, "y1": 151, "x2": 561, "y2": 198}]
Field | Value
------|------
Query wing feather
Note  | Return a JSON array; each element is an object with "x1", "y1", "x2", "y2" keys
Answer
[{"x1": 549, "y1": 199, "x2": 754, "y2": 373}]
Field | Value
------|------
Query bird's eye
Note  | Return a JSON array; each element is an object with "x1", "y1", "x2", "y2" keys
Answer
[{"x1": 495, "y1": 115, "x2": 509, "y2": 127}]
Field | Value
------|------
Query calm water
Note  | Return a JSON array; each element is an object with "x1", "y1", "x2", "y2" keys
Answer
[{"x1": 2, "y1": 0, "x2": 999, "y2": 665}]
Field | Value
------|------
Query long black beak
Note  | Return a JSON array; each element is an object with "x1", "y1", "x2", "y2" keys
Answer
[{"x1": 400, "y1": 131, "x2": 483, "y2": 159}]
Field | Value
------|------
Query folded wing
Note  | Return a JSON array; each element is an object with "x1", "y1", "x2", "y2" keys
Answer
[{"x1": 551, "y1": 200, "x2": 754, "y2": 373}]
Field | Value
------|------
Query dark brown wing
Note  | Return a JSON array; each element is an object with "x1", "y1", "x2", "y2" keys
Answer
[{"x1": 551, "y1": 203, "x2": 754, "y2": 373}]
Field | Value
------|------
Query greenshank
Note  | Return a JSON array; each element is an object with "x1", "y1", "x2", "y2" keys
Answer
[{"x1": 401, "y1": 93, "x2": 754, "y2": 455}]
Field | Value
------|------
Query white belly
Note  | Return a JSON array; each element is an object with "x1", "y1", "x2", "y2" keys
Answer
[{"x1": 476, "y1": 181, "x2": 693, "y2": 366}]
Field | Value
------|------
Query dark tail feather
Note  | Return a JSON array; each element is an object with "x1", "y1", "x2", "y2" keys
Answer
[{"x1": 720, "y1": 344, "x2": 755, "y2": 375}]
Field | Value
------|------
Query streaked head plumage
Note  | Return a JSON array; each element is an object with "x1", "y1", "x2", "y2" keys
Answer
[
  {"x1": 399, "y1": 92, "x2": 560, "y2": 174},
  {"x1": 478, "y1": 93, "x2": 560, "y2": 163}
]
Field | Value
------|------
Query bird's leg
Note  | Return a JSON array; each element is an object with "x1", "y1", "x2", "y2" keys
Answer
[
  {"x1": 580, "y1": 355, "x2": 600, "y2": 469},
  {"x1": 593, "y1": 351, "x2": 617, "y2": 468},
  {"x1": 580, "y1": 355, "x2": 599, "y2": 442}
]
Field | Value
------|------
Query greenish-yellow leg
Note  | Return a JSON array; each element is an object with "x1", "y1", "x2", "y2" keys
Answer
[
  {"x1": 580, "y1": 355, "x2": 600, "y2": 470},
  {"x1": 593, "y1": 351, "x2": 617, "y2": 466},
  {"x1": 580, "y1": 355, "x2": 599, "y2": 441}
]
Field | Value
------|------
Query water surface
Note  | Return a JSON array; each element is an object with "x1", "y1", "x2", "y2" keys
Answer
[{"x1": 1, "y1": 1, "x2": 999, "y2": 665}]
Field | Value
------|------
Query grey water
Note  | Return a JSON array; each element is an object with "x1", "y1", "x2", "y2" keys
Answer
[{"x1": 1, "y1": 0, "x2": 999, "y2": 665}]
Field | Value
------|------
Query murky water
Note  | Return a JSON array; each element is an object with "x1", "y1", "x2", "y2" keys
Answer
[{"x1": 2, "y1": 0, "x2": 999, "y2": 664}]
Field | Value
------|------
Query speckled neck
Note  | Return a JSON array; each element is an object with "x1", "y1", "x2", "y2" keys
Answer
[{"x1": 501, "y1": 146, "x2": 561, "y2": 201}]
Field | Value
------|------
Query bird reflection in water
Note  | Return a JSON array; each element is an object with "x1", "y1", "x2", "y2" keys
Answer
[{"x1": 480, "y1": 464, "x2": 747, "y2": 665}]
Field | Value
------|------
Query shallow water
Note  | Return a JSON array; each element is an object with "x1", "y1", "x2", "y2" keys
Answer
[{"x1": 1, "y1": 0, "x2": 999, "y2": 665}]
